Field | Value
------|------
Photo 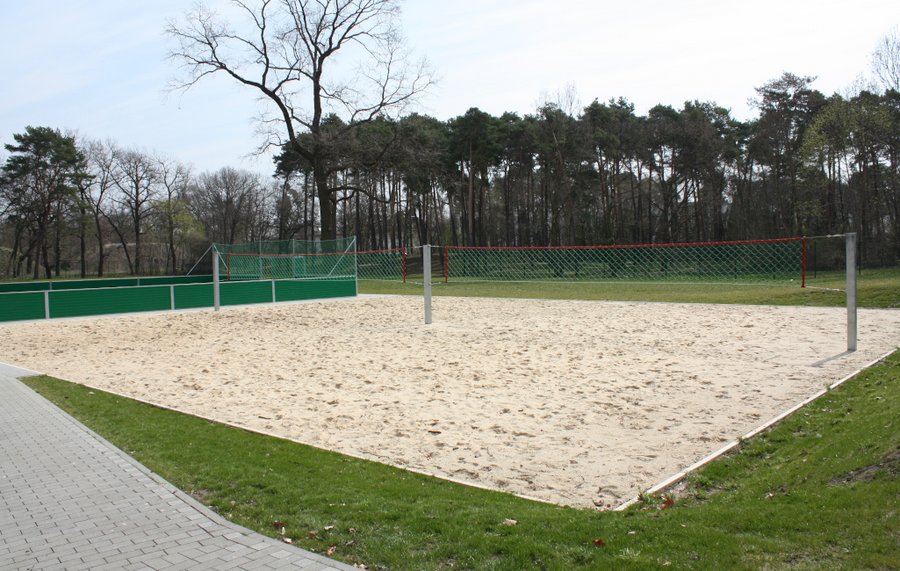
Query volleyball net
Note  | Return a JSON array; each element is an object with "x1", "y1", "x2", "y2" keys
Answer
[{"x1": 443, "y1": 238, "x2": 807, "y2": 286}]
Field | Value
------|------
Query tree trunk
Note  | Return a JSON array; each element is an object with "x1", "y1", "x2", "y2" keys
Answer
[
  {"x1": 79, "y1": 207, "x2": 87, "y2": 278},
  {"x1": 94, "y1": 212, "x2": 105, "y2": 277},
  {"x1": 315, "y1": 162, "x2": 335, "y2": 240}
]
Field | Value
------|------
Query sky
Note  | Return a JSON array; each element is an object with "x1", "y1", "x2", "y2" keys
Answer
[{"x1": 0, "y1": 0, "x2": 896, "y2": 175}]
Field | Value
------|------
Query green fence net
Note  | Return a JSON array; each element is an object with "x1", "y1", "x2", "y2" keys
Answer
[
  {"x1": 444, "y1": 238, "x2": 806, "y2": 285},
  {"x1": 356, "y1": 248, "x2": 407, "y2": 281},
  {"x1": 213, "y1": 239, "x2": 408, "y2": 282},
  {"x1": 215, "y1": 238, "x2": 358, "y2": 281}
]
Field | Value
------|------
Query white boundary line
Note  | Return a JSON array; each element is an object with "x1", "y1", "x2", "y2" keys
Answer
[{"x1": 613, "y1": 348, "x2": 897, "y2": 511}]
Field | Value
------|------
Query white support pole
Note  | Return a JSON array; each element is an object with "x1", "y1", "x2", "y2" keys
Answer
[
  {"x1": 170, "y1": 285, "x2": 175, "y2": 311},
  {"x1": 846, "y1": 232, "x2": 857, "y2": 352},
  {"x1": 423, "y1": 244, "x2": 432, "y2": 325},
  {"x1": 44, "y1": 291, "x2": 50, "y2": 320},
  {"x1": 212, "y1": 248, "x2": 221, "y2": 312}
]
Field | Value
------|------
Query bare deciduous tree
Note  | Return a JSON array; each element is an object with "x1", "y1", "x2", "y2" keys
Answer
[
  {"x1": 155, "y1": 156, "x2": 192, "y2": 273},
  {"x1": 108, "y1": 148, "x2": 159, "y2": 275},
  {"x1": 189, "y1": 167, "x2": 266, "y2": 245},
  {"x1": 81, "y1": 139, "x2": 117, "y2": 276},
  {"x1": 872, "y1": 27, "x2": 900, "y2": 93},
  {"x1": 167, "y1": 0, "x2": 432, "y2": 239}
]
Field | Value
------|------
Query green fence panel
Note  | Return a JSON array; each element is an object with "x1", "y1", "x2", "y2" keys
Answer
[
  {"x1": 0, "y1": 275, "x2": 214, "y2": 294},
  {"x1": 220, "y1": 280, "x2": 275, "y2": 306},
  {"x1": 0, "y1": 292, "x2": 46, "y2": 322},
  {"x1": 0, "y1": 277, "x2": 355, "y2": 321},
  {"x1": 275, "y1": 278, "x2": 356, "y2": 302},
  {"x1": 49, "y1": 278, "x2": 138, "y2": 290},
  {"x1": 0, "y1": 282, "x2": 51, "y2": 293},
  {"x1": 49, "y1": 286, "x2": 170, "y2": 318},
  {"x1": 173, "y1": 283, "x2": 214, "y2": 309},
  {"x1": 138, "y1": 275, "x2": 214, "y2": 287}
]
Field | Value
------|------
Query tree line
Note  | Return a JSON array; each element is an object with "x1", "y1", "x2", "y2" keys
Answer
[
  {"x1": 286, "y1": 75, "x2": 898, "y2": 268},
  {"x1": 2, "y1": 73, "x2": 896, "y2": 280}
]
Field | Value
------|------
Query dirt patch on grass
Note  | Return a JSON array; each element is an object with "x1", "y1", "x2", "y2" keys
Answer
[{"x1": 831, "y1": 448, "x2": 900, "y2": 485}]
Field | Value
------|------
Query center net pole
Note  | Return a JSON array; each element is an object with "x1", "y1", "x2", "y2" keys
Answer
[
  {"x1": 846, "y1": 232, "x2": 857, "y2": 352},
  {"x1": 212, "y1": 247, "x2": 220, "y2": 312},
  {"x1": 423, "y1": 244, "x2": 432, "y2": 324}
]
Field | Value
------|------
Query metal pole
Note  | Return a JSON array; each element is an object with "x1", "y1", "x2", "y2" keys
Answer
[
  {"x1": 846, "y1": 232, "x2": 857, "y2": 352},
  {"x1": 212, "y1": 248, "x2": 221, "y2": 312},
  {"x1": 185, "y1": 244, "x2": 212, "y2": 276},
  {"x1": 423, "y1": 244, "x2": 432, "y2": 325},
  {"x1": 353, "y1": 236, "x2": 359, "y2": 296}
]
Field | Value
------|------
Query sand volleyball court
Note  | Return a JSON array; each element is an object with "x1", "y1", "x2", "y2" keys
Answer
[{"x1": 1, "y1": 295, "x2": 898, "y2": 508}]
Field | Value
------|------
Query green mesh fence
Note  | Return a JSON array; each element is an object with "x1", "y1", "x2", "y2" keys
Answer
[
  {"x1": 215, "y1": 238, "x2": 356, "y2": 255},
  {"x1": 223, "y1": 253, "x2": 358, "y2": 280},
  {"x1": 444, "y1": 238, "x2": 806, "y2": 285},
  {"x1": 215, "y1": 238, "x2": 358, "y2": 281},
  {"x1": 214, "y1": 239, "x2": 407, "y2": 282},
  {"x1": 356, "y1": 248, "x2": 407, "y2": 281}
]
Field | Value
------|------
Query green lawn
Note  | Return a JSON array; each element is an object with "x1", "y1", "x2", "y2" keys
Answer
[
  {"x1": 360, "y1": 266, "x2": 900, "y2": 309},
  {"x1": 23, "y1": 351, "x2": 900, "y2": 570}
]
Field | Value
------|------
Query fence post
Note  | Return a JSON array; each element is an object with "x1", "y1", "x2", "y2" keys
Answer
[
  {"x1": 170, "y1": 285, "x2": 175, "y2": 311},
  {"x1": 44, "y1": 291, "x2": 50, "y2": 320},
  {"x1": 846, "y1": 233, "x2": 857, "y2": 352},
  {"x1": 423, "y1": 244, "x2": 432, "y2": 325},
  {"x1": 212, "y1": 248, "x2": 221, "y2": 312}
]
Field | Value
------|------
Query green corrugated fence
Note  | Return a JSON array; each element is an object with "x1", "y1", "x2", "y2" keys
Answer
[
  {"x1": 0, "y1": 277, "x2": 355, "y2": 323},
  {"x1": 0, "y1": 292, "x2": 45, "y2": 321},
  {"x1": 0, "y1": 275, "x2": 214, "y2": 294}
]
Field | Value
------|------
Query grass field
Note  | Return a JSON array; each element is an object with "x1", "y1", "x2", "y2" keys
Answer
[{"x1": 16, "y1": 269, "x2": 900, "y2": 570}]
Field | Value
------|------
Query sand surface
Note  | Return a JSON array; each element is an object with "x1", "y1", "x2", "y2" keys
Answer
[{"x1": 1, "y1": 296, "x2": 898, "y2": 508}]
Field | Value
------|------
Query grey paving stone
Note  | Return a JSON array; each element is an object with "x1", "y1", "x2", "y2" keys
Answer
[{"x1": 0, "y1": 364, "x2": 357, "y2": 571}]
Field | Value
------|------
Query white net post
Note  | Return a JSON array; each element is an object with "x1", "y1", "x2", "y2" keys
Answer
[
  {"x1": 212, "y1": 247, "x2": 221, "y2": 312},
  {"x1": 846, "y1": 232, "x2": 857, "y2": 352},
  {"x1": 352, "y1": 237, "x2": 359, "y2": 296},
  {"x1": 423, "y1": 245, "x2": 432, "y2": 325}
]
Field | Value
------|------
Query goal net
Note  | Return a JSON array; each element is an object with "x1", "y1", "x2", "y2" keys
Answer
[{"x1": 443, "y1": 238, "x2": 806, "y2": 285}]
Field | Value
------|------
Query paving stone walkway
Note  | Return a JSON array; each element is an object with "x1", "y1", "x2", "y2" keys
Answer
[{"x1": 0, "y1": 363, "x2": 356, "y2": 571}]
